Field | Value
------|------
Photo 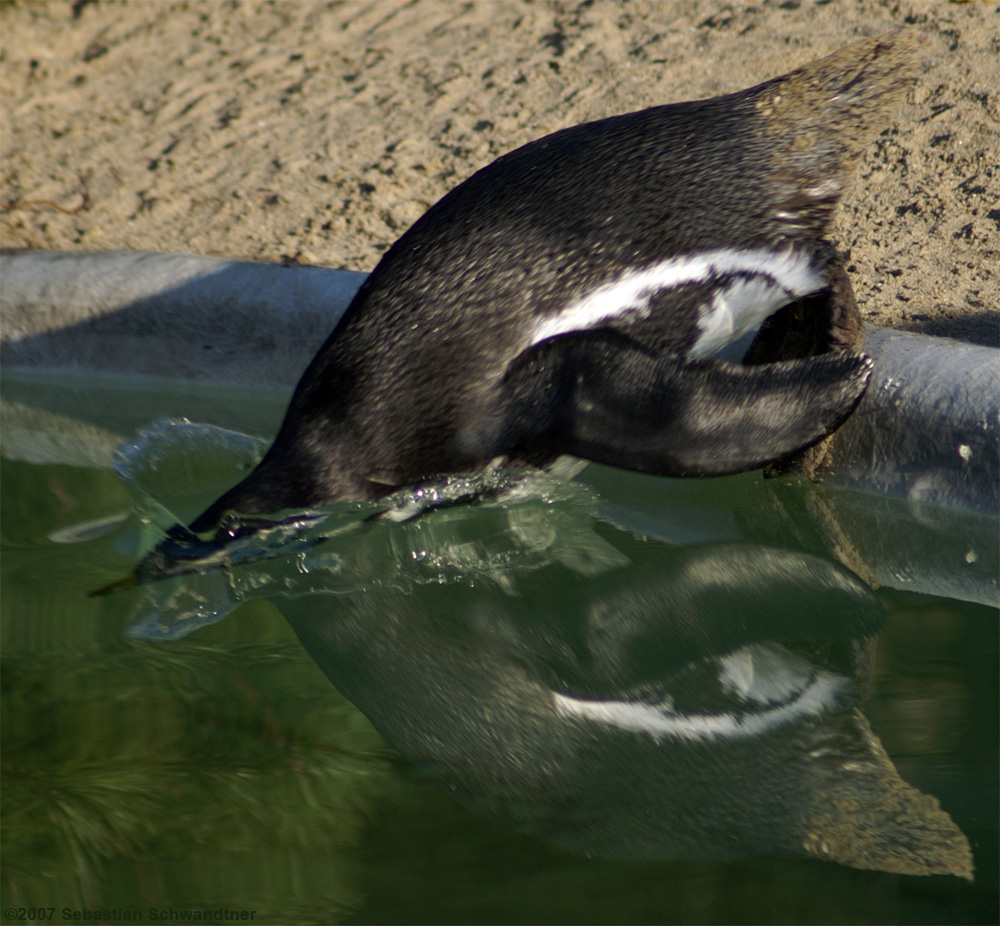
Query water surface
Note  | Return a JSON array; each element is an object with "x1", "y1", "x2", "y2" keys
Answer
[{"x1": 1, "y1": 374, "x2": 997, "y2": 925}]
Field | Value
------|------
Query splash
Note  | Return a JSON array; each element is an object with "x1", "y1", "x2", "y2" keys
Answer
[{"x1": 100, "y1": 419, "x2": 627, "y2": 640}]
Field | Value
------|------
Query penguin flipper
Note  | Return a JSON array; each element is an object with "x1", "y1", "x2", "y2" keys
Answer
[{"x1": 502, "y1": 330, "x2": 872, "y2": 478}]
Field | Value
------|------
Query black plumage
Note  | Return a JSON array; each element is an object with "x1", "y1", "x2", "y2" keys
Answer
[{"x1": 191, "y1": 31, "x2": 919, "y2": 532}]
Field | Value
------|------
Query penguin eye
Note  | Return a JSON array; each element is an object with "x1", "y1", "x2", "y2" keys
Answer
[{"x1": 218, "y1": 516, "x2": 263, "y2": 541}]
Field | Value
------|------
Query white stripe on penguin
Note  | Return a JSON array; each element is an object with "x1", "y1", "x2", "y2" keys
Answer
[{"x1": 528, "y1": 247, "x2": 825, "y2": 357}]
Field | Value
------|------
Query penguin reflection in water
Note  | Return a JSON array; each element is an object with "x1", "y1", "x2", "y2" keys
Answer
[{"x1": 181, "y1": 32, "x2": 918, "y2": 549}]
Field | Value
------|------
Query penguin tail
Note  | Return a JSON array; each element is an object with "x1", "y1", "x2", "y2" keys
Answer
[{"x1": 748, "y1": 29, "x2": 922, "y2": 237}]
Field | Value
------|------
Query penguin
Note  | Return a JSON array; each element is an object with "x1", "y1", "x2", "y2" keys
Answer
[{"x1": 189, "y1": 31, "x2": 919, "y2": 536}]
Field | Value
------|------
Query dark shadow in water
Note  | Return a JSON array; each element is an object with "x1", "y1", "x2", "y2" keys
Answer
[
  {"x1": 276, "y1": 537, "x2": 972, "y2": 879},
  {"x1": 108, "y1": 422, "x2": 979, "y2": 880}
]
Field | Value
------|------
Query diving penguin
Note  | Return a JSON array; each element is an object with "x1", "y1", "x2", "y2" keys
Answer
[{"x1": 190, "y1": 31, "x2": 919, "y2": 534}]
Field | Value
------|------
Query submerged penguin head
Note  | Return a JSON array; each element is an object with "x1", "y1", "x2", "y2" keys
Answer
[{"x1": 185, "y1": 31, "x2": 918, "y2": 538}]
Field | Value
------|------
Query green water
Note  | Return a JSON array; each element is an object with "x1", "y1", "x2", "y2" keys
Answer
[{"x1": 1, "y1": 378, "x2": 998, "y2": 925}]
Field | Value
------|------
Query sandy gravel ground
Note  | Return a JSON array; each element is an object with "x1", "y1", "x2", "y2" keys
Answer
[{"x1": 2, "y1": 0, "x2": 997, "y2": 345}]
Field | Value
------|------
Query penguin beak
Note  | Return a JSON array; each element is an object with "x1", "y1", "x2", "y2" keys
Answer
[
  {"x1": 89, "y1": 513, "x2": 329, "y2": 597},
  {"x1": 89, "y1": 523, "x2": 240, "y2": 597}
]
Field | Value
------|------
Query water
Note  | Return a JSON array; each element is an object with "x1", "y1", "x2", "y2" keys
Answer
[{"x1": 1, "y1": 372, "x2": 997, "y2": 925}]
